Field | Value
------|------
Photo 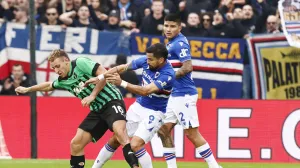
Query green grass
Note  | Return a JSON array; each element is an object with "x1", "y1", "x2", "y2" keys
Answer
[{"x1": 0, "y1": 159, "x2": 299, "y2": 168}]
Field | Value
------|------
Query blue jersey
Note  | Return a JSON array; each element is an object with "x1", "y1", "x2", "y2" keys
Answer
[
  {"x1": 167, "y1": 33, "x2": 197, "y2": 96},
  {"x1": 131, "y1": 56, "x2": 175, "y2": 113}
]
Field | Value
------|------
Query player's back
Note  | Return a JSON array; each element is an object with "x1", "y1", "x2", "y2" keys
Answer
[
  {"x1": 132, "y1": 56, "x2": 175, "y2": 113},
  {"x1": 167, "y1": 33, "x2": 197, "y2": 96}
]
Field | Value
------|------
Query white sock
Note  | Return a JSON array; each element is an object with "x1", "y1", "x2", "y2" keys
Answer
[
  {"x1": 134, "y1": 148, "x2": 153, "y2": 168},
  {"x1": 92, "y1": 143, "x2": 116, "y2": 168},
  {"x1": 163, "y1": 147, "x2": 177, "y2": 168},
  {"x1": 196, "y1": 143, "x2": 219, "y2": 168}
]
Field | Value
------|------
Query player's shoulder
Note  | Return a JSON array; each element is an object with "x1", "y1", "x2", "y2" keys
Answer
[
  {"x1": 134, "y1": 56, "x2": 148, "y2": 64},
  {"x1": 76, "y1": 57, "x2": 91, "y2": 63}
]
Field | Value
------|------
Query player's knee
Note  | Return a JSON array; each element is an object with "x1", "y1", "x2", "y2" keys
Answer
[
  {"x1": 130, "y1": 136, "x2": 145, "y2": 152},
  {"x1": 70, "y1": 139, "x2": 84, "y2": 154},
  {"x1": 114, "y1": 129, "x2": 130, "y2": 146},
  {"x1": 157, "y1": 127, "x2": 169, "y2": 140}
]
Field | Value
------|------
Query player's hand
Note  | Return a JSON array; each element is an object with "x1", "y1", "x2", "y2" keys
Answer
[
  {"x1": 84, "y1": 77, "x2": 99, "y2": 87},
  {"x1": 106, "y1": 73, "x2": 122, "y2": 86},
  {"x1": 81, "y1": 95, "x2": 95, "y2": 107},
  {"x1": 15, "y1": 86, "x2": 30, "y2": 95}
]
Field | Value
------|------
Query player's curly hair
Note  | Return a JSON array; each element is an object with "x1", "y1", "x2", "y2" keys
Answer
[{"x1": 48, "y1": 49, "x2": 70, "y2": 62}]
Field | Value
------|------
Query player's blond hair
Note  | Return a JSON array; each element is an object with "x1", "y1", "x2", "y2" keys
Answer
[{"x1": 48, "y1": 49, "x2": 70, "y2": 62}]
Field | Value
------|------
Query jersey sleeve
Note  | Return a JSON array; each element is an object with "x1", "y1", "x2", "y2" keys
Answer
[
  {"x1": 131, "y1": 56, "x2": 147, "y2": 70},
  {"x1": 76, "y1": 57, "x2": 100, "y2": 76},
  {"x1": 173, "y1": 41, "x2": 192, "y2": 63},
  {"x1": 52, "y1": 79, "x2": 64, "y2": 90},
  {"x1": 153, "y1": 73, "x2": 174, "y2": 90}
]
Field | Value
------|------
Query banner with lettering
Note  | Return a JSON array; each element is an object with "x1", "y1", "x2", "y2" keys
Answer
[
  {"x1": 247, "y1": 33, "x2": 300, "y2": 99},
  {"x1": 278, "y1": 0, "x2": 300, "y2": 48},
  {"x1": 131, "y1": 33, "x2": 245, "y2": 99},
  {"x1": 0, "y1": 23, "x2": 130, "y2": 96}
]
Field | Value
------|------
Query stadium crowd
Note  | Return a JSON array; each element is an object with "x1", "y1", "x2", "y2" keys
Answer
[{"x1": 0, "y1": 0, "x2": 282, "y2": 98}]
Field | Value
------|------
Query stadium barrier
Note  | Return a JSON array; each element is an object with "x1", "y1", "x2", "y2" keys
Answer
[{"x1": 0, "y1": 96, "x2": 299, "y2": 163}]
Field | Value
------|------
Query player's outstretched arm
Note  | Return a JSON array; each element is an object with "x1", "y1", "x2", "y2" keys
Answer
[
  {"x1": 175, "y1": 60, "x2": 193, "y2": 78},
  {"x1": 106, "y1": 73, "x2": 159, "y2": 96},
  {"x1": 84, "y1": 62, "x2": 133, "y2": 86},
  {"x1": 15, "y1": 81, "x2": 54, "y2": 95}
]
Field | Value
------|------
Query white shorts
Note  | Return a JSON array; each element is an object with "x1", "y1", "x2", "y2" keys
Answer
[
  {"x1": 126, "y1": 102, "x2": 165, "y2": 143},
  {"x1": 164, "y1": 94, "x2": 200, "y2": 129}
]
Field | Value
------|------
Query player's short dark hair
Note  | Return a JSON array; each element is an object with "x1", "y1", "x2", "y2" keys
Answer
[
  {"x1": 48, "y1": 49, "x2": 70, "y2": 62},
  {"x1": 164, "y1": 13, "x2": 181, "y2": 25},
  {"x1": 146, "y1": 43, "x2": 168, "y2": 60}
]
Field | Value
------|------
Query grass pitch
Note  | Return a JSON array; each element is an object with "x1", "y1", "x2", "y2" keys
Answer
[{"x1": 0, "y1": 159, "x2": 299, "y2": 168}]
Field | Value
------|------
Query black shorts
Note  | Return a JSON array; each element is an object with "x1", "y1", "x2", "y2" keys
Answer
[{"x1": 79, "y1": 99, "x2": 126, "y2": 142}]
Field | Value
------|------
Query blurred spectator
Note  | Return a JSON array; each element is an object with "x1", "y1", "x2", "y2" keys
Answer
[
  {"x1": 135, "y1": 0, "x2": 165, "y2": 35},
  {"x1": 200, "y1": 12, "x2": 213, "y2": 30},
  {"x1": 264, "y1": 15, "x2": 281, "y2": 34},
  {"x1": 40, "y1": 7, "x2": 64, "y2": 26},
  {"x1": 207, "y1": 10, "x2": 234, "y2": 38},
  {"x1": 112, "y1": 54, "x2": 139, "y2": 98},
  {"x1": 0, "y1": 0, "x2": 15, "y2": 22},
  {"x1": 116, "y1": 0, "x2": 139, "y2": 29},
  {"x1": 16, "y1": 0, "x2": 27, "y2": 6},
  {"x1": 74, "y1": 0, "x2": 83, "y2": 10},
  {"x1": 139, "y1": 0, "x2": 175, "y2": 19},
  {"x1": 0, "y1": 64, "x2": 30, "y2": 96},
  {"x1": 12, "y1": 5, "x2": 28, "y2": 24},
  {"x1": 91, "y1": 0, "x2": 111, "y2": 17},
  {"x1": 180, "y1": 0, "x2": 214, "y2": 22},
  {"x1": 65, "y1": 0, "x2": 75, "y2": 12},
  {"x1": 59, "y1": 5, "x2": 98, "y2": 29},
  {"x1": 87, "y1": 0, "x2": 122, "y2": 31},
  {"x1": 182, "y1": 12, "x2": 207, "y2": 37}
]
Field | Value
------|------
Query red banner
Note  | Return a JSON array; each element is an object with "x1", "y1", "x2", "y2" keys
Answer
[{"x1": 0, "y1": 97, "x2": 300, "y2": 163}]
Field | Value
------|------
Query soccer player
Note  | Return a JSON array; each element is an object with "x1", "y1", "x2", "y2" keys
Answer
[
  {"x1": 15, "y1": 49, "x2": 139, "y2": 168},
  {"x1": 84, "y1": 43, "x2": 175, "y2": 168},
  {"x1": 157, "y1": 14, "x2": 222, "y2": 168}
]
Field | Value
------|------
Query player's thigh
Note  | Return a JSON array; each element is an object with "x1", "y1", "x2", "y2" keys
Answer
[
  {"x1": 172, "y1": 94, "x2": 200, "y2": 129},
  {"x1": 126, "y1": 102, "x2": 150, "y2": 137},
  {"x1": 78, "y1": 111, "x2": 109, "y2": 143},
  {"x1": 99, "y1": 99, "x2": 127, "y2": 132},
  {"x1": 164, "y1": 96, "x2": 179, "y2": 125},
  {"x1": 134, "y1": 110, "x2": 164, "y2": 144},
  {"x1": 71, "y1": 128, "x2": 93, "y2": 147}
]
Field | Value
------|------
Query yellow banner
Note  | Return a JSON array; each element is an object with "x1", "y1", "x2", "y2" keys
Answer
[{"x1": 260, "y1": 47, "x2": 300, "y2": 99}]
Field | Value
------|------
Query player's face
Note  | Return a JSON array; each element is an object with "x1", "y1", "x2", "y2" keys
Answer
[
  {"x1": 146, "y1": 53, "x2": 162, "y2": 70},
  {"x1": 164, "y1": 21, "x2": 181, "y2": 39},
  {"x1": 50, "y1": 57, "x2": 70, "y2": 78}
]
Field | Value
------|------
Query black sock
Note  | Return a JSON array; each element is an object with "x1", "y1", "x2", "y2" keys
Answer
[
  {"x1": 123, "y1": 143, "x2": 139, "y2": 168},
  {"x1": 70, "y1": 155, "x2": 85, "y2": 168}
]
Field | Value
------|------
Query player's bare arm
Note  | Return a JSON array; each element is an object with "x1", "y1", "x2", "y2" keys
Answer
[
  {"x1": 84, "y1": 62, "x2": 133, "y2": 86},
  {"x1": 176, "y1": 60, "x2": 193, "y2": 78},
  {"x1": 15, "y1": 81, "x2": 54, "y2": 95},
  {"x1": 81, "y1": 65, "x2": 107, "y2": 107},
  {"x1": 106, "y1": 73, "x2": 159, "y2": 96}
]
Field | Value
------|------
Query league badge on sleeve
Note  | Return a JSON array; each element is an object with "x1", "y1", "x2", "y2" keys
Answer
[{"x1": 279, "y1": 0, "x2": 300, "y2": 48}]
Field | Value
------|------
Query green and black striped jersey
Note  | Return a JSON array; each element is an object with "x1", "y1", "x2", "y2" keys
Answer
[{"x1": 52, "y1": 57, "x2": 122, "y2": 111}]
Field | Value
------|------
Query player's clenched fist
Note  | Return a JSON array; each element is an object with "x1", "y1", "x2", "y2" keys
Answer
[
  {"x1": 81, "y1": 95, "x2": 96, "y2": 107},
  {"x1": 15, "y1": 86, "x2": 29, "y2": 95}
]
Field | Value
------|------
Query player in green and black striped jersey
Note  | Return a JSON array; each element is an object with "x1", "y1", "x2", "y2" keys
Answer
[{"x1": 15, "y1": 49, "x2": 139, "y2": 168}]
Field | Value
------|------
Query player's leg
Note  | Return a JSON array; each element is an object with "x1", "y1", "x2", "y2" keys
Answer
[
  {"x1": 70, "y1": 128, "x2": 92, "y2": 168},
  {"x1": 157, "y1": 95, "x2": 178, "y2": 168},
  {"x1": 102, "y1": 100, "x2": 139, "y2": 168},
  {"x1": 131, "y1": 107, "x2": 165, "y2": 168},
  {"x1": 92, "y1": 134, "x2": 120, "y2": 168},
  {"x1": 157, "y1": 123, "x2": 177, "y2": 168},
  {"x1": 178, "y1": 94, "x2": 220, "y2": 168},
  {"x1": 72, "y1": 111, "x2": 109, "y2": 168}
]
